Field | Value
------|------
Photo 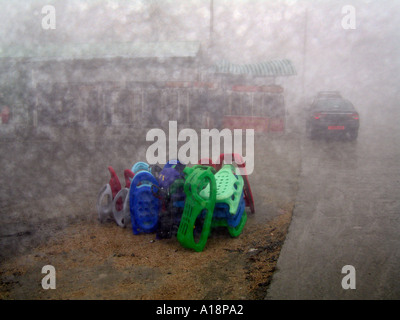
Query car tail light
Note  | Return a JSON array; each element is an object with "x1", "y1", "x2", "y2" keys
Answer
[
  {"x1": 313, "y1": 112, "x2": 325, "y2": 120},
  {"x1": 348, "y1": 113, "x2": 359, "y2": 120}
]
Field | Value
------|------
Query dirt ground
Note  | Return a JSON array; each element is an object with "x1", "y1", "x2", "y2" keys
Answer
[
  {"x1": 0, "y1": 129, "x2": 301, "y2": 300},
  {"x1": 0, "y1": 204, "x2": 292, "y2": 300}
]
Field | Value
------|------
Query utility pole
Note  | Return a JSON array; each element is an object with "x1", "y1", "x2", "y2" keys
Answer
[
  {"x1": 209, "y1": 0, "x2": 214, "y2": 49},
  {"x1": 302, "y1": 7, "x2": 308, "y2": 101}
]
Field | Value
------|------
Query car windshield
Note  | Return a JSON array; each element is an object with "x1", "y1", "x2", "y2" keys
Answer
[{"x1": 312, "y1": 99, "x2": 355, "y2": 112}]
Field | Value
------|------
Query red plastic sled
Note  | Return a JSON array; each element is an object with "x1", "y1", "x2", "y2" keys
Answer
[
  {"x1": 108, "y1": 166, "x2": 123, "y2": 211},
  {"x1": 124, "y1": 169, "x2": 135, "y2": 188}
]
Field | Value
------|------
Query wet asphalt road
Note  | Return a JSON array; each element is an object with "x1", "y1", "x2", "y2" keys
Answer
[{"x1": 267, "y1": 113, "x2": 400, "y2": 299}]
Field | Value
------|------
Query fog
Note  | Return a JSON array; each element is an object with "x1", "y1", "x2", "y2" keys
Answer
[
  {"x1": 0, "y1": 0, "x2": 399, "y2": 297},
  {"x1": 2, "y1": 0, "x2": 400, "y2": 104}
]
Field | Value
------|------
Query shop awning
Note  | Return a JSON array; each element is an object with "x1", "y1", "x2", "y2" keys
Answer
[{"x1": 211, "y1": 59, "x2": 296, "y2": 77}]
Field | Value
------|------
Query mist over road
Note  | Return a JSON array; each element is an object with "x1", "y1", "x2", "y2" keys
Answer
[{"x1": 267, "y1": 105, "x2": 400, "y2": 299}]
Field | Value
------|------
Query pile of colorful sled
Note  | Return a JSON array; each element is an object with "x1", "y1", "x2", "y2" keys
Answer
[{"x1": 96, "y1": 154, "x2": 255, "y2": 252}]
